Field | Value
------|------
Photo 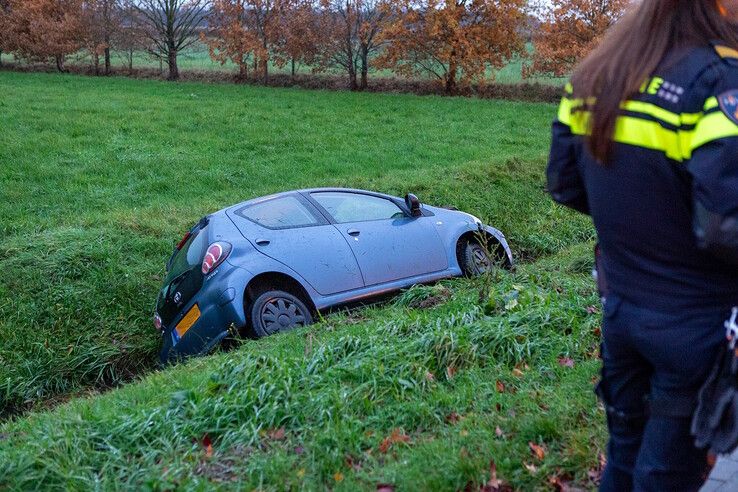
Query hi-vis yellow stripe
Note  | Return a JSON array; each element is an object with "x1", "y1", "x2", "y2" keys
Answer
[{"x1": 558, "y1": 95, "x2": 738, "y2": 161}]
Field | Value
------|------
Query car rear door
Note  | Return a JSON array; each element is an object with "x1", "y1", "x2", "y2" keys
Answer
[
  {"x1": 227, "y1": 194, "x2": 363, "y2": 295},
  {"x1": 309, "y1": 191, "x2": 448, "y2": 286}
]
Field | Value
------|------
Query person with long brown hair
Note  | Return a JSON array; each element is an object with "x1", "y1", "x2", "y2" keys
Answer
[{"x1": 548, "y1": 1, "x2": 738, "y2": 490}]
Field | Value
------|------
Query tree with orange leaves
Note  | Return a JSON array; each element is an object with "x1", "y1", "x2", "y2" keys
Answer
[
  {"x1": 0, "y1": 0, "x2": 10, "y2": 66},
  {"x1": 206, "y1": 0, "x2": 286, "y2": 82},
  {"x1": 525, "y1": 0, "x2": 629, "y2": 78},
  {"x1": 377, "y1": 0, "x2": 526, "y2": 94},
  {"x1": 3, "y1": 0, "x2": 84, "y2": 72},
  {"x1": 273, "y1": 0, "x2": 320, "y2": 78},
  {"x1": 81, "y1": 0, "x2": 122, "y2": 75}
]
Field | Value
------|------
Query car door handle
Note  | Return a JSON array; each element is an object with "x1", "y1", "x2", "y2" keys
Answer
[
  {"x1": 255, "y1": 238, "x2": 270, "y2": 246},
  {"x1": 347, "y1": 229, "x2": 360, "y2": 237}
]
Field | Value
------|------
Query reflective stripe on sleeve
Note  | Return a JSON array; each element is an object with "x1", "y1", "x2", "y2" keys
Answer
[
  {"x1": 556, "y1": 92, "x2": 736, "y2": 160},
  {"x1": 689, "y1": 111, "x2": 738, "y2": 152}
]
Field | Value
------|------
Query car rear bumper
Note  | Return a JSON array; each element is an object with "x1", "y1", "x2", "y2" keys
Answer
[{"x1": 158, "y1": 263, "x2": 251, "y2": 364}]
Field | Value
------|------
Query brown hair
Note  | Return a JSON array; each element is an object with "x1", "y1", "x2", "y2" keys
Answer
[{"x1": 572, "y1": 0, "x2": 738, "y2": 162}]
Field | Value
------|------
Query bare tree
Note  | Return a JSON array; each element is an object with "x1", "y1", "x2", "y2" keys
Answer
[
  {"x1": 130, "y1": 0, "x2": 210, "y2": 80},
  {"x1": 315, "y1": 0, "x2": 391, "y2": 90},
  {"x1": 116, "y1": 1, "x2": 148, "y2": 72}
]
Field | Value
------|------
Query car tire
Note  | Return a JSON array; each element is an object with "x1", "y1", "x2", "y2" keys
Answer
[
  {"x1": 459, "y1": 240, "x2": 493, "y2": 277},
  {"x1": 250, "y1": 290, "x2": 313, "y2": 338}
]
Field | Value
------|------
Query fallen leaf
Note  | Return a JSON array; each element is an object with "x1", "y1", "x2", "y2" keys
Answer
[
  {"x1": 334, "y1": 471, "x2": 344, "y2": 483},
  {"x1": 446, "y1": 412, "x2": 461, "y2": 424},
  {"x1": 549, "y1": 474, "x2": 577, "y2": 492},
  {"x1": 586, "y1": 305, "x2": 599, "y2": 314},
  {"x1": 512, "y1": 367, "x2": 524, "y2": 378},
  {"x1": 593, "y1": 326, "x2": 602, "y2": 337},
  {"x1": 377, "y1": 484, "x2": 395, "y2": 492},
  {"x1": 460, "y1": 429, "x2": 469, "y2": 437},
  {"x1": 294, "y1": 446, "x2": 305, "y2": 455},
  {"x1": 524, "y1": 462, "x2": 538, "y2": 474},
  {"x1": 425, "y1": 371, "x2": 436, "y2": 382},
  {"x1": 297, "y1": 468, "x2": 306, "y2": 478},
  {"x1": 481, "y1": 459, "x2": 502, "y2": 491},
  {"x1": 496, "y1": 380, "x2": 506, "y2": 393},
  {"x1": 202, "y1": 434, "x2": 213, "y2": 458},
  {"x1": 558, "y1": 357, "x2": 575, "y2": 368},
  {"x1": 378, "y1": 428, "x2": 411, "y2": 453},
  {"x1": 495, "y1": 426, "x2": 504, "y2": 438},
  {"x1": 529, "y1": 441, "x2": 546, "y2": 461},
  {"x1": 268, "y1": 427, "x2": 286, "y2": 441},
  {"x1": 446, "y1": 366, "x2": 457, "y2": 379}
]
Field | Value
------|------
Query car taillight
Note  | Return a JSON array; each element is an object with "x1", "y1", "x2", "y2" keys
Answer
[
  {"x1": 202, "y1": 242, "x2": 232, "y2": 275},
  {"x1": 153, "y1": 313, "x2": 163, "y2": 331}
]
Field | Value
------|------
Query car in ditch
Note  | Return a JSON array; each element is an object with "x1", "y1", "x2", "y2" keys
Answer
[{"x1": 155, "y1": 188, "x2": 513, "y2": 363}]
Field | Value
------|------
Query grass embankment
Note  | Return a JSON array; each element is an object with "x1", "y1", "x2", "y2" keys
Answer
[
  {"x1": 0, "y1": 253, "x2": 604, "y2": 490},
  {"x1": 0, "y1": 71, "x2": 598, "y2": 489}
]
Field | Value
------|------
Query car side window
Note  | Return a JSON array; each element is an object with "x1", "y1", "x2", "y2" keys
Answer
[
  {"x1": 311, "y1": 192, "x2": 405, "y2": 223},
  {"x1": 241, "y1": 196, "x2": 320, "y2": 229}
]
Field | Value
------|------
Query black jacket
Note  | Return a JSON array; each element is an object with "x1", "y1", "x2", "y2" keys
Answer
[{"x1": 548, "y1": 42, "x2": 738, "y2": 310}]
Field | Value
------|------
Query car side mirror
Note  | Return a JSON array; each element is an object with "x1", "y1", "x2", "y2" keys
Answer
[{"x1": 405, "y1": 193, "x2": 422, "y2": 217}]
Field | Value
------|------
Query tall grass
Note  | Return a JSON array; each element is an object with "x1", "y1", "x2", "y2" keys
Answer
[
  {"x1": 0, "y1": 245, "x2": 605, "y2": 490},
  {"x1": 0, "y1": 71, "x2": 591, "y2": 417}
]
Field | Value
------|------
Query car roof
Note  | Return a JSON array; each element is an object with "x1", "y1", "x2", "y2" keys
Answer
[{"x1": 226, "y1": 188, "x2": 403, "y2": 211}]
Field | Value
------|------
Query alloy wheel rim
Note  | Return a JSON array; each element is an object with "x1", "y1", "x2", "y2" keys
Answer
[
  {"x1": 260, "y1": 297, "x2": 306, "y2": 334},
  {"x1": 472, "y1": 246, "x2": 491, "y2": 272}
]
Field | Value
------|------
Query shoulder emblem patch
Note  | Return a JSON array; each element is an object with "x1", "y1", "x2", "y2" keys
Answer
[
  {"x1": 718, "y1": 90, "x2": 738, "y2": 126},
  {"x1": 715, "y1": 45, "x2": 738, "y2": 60}
]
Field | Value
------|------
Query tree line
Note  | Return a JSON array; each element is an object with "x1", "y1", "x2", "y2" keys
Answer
[{"x1": 0, "y1": 0, "x2": 627, "y2": 94}]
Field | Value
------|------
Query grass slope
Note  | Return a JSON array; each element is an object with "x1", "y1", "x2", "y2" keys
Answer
[
  {"x1": 0, "y1": 71, "x2": 600, "y2": 489},
  {"x1": 0, "y1": 247, "x2": 605, "y2": 490},
  {"x1": 0, "y1": 71, "x2": 589, "y2": 417}
]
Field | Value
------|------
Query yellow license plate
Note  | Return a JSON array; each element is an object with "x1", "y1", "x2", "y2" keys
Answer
[{"x1": 175, "y1": 304, "x2": 200, "y2": 339}]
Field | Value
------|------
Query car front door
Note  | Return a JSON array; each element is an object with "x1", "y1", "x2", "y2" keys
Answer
[
  {"x1": 227, "y1": 194, "x2": 364, "y2": 295},
  {"x1": 309, "y1": 191, "x2": 448, "y2": 286}
]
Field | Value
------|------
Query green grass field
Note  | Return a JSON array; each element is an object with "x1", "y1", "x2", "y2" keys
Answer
[{"x1": 0, "y1": 71, "x2": 599, "y2": 489}]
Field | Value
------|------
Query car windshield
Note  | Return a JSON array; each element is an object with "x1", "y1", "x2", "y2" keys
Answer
[{"x1": 164, "y1": 226, "x2": 208, "y2": 285}]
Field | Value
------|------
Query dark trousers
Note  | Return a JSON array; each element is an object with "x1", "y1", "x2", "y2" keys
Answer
[{"x1": 598, "y1": 293, "x2": 729, "y2": 492}]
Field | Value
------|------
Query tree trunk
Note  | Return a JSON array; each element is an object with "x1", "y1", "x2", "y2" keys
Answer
[
  {"x1": 260, "y1": 58, "x2": 268, "y2": 83},
  {"x1": 55, "y1": 55, "x2": 66, "y2": 72},
  {"x1": 167, "y1": 49, "x2": 178, "y2": 81},
  {"x1": 128, "y1": 49, "x2": 134, "y2": 73},
  {"x1": 446, "y1": 54, "x2": 457, "y2": 94},
  {"x1": 291, "y1": 58, "x2": 295, "y2": 78},
  {"x1": 238, "y1": 61, "x2": 247, "y2": 81},
  {"x1": 348, "y1": 62, "x2": 357, "y2": 91},
  {"x1": 93, "y1": 52, "x2": 100, "y2": 75},
  {"x1": 0, "y1": 51, "x2": 3, "y2": 68},
  {"x1": 104, "y1": 47, "x2": 111, "y2": 75},
  {"x1": 360, "y1": 48, "x2": 368, "y2": 90},
  {"x1": 253, "y1": 56, "x2": 258, "y2": 71}
]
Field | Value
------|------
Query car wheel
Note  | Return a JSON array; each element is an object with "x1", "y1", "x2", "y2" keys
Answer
[
  {"x1": 460, "y1": 240, "x2": 493, "y2": 276},
  {"x1": 250, "y1": 290, "x2": 313, "y2": 338}
]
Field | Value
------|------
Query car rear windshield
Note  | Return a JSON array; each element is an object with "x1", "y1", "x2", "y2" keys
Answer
[{"x1": 164, "y1": 226, "x2": 209, "y2": 285}]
